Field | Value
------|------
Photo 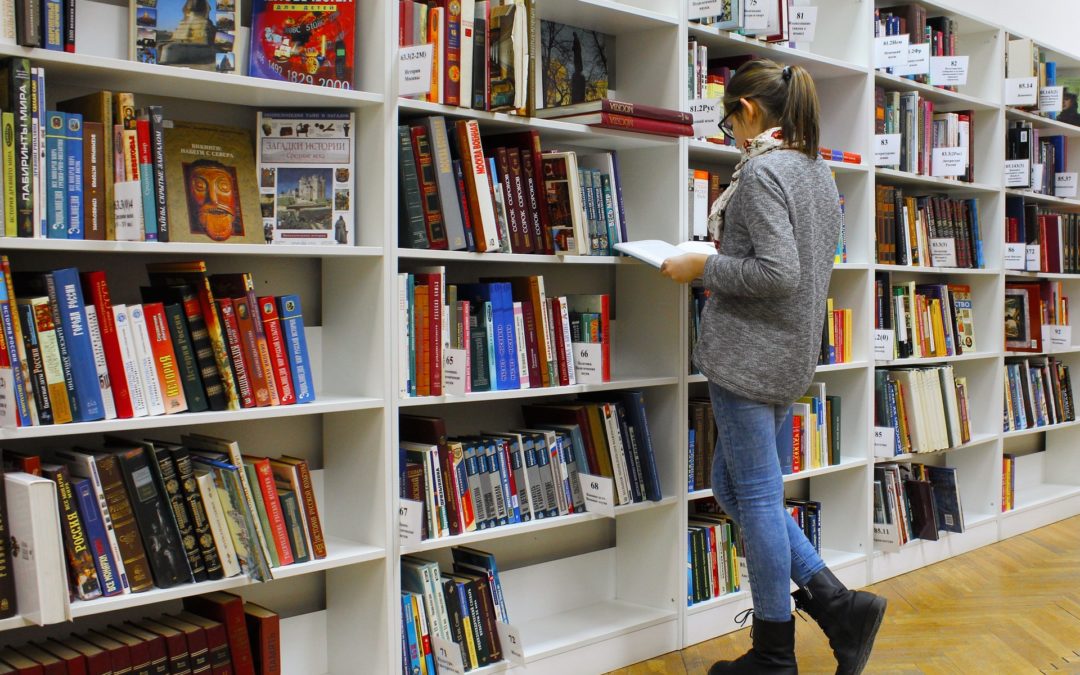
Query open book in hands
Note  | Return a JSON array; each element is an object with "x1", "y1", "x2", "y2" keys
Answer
[{"x1": 614, "y1": 240, "x2": 717, "y2": 268}]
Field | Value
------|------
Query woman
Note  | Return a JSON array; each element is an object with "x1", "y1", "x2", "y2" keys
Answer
[{"x1": 661, "y1": 60, "x2": 887, "y2": 674}]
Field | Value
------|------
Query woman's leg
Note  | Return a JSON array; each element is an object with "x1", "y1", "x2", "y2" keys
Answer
[{"x1": 773, "y1": 406, "x2": 827, "y2": 587}]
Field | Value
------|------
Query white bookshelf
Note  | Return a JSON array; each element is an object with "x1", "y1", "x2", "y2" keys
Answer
[{"x1": 1, "y1": 0, "x2": 1078, "y2": 673}]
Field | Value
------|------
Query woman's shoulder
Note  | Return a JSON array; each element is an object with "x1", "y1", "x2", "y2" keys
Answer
[{"x1": 745, "y1": 150, "x2": 830, "y2": 183}]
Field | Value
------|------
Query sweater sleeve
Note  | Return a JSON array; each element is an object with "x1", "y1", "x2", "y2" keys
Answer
[{"x1": 702, "y1": 164, "x2": 801, "y2": 299}]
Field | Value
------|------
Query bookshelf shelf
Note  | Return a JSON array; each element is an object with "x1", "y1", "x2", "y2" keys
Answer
[
  {"x1": 540, "y1": 0, "x2": 680, "y2": 33},
  {"x1": 1004, "y1": 189, "x2": 1080, "y2": 209},
  {"x1": 815, "y1": 360, "x2": 871, "y2": 373},
  {"x1": 874, "y1": 168, "x2": 999, "y2": 193},
  {"x1": 686, "y1": 589, "x2": 749, "y2": 616},
  {"x1": 516, "y1": 600, "x2": 676, "y2": 664},
  {"x1": 687, "y1": 24, "x2": 869, "y2": 79},
  {"x1": 1005, "y1": 271, "x2": 1080, "y2": 281},
  {"x1": 398, "y1": 376, "x2": 678, "y2": 406},
  {"x1": 877, "y1": 351, "x2": 999, "y2": 367},
  {"x1": 0, "y1": 239, "x2": 384, "y2": 258},
  {"x1": 873, "y1": 263, "x2": 1001, "y2": 276},
  {"x1": 396, "y1": 248, "x2": 636, "y2": 265},
  {"x1": 1002, "y1": 418, "x2": 1080, "y2": 439},
  {"x1": 1004, "y1": 346, "x2": 1080, "y2": 357},
  {"x1": 0, "y1": 395, "x2": 383, "y2": 440},
  {"x1": 687, "y1": 139, "x2": 742, "y2": 163},
  {"x1": 873, "y1": 72, "x2": 998, "y2": 111},
  {"x1": 0, "y1": 616, "x2": 32, "y2": 632},
  {"x1": 1006, "y1": 484, "x2": 1080, "y2": 515},
  {"x1": 1005, "y1": 107, "x2": 1080, "y2": 138},
  {"x1": 686, "y1": 458, "x2": 867, "y2": 501},
  {"x1": 875, "y1": 431, "x2": 1000, "y2": 463}
]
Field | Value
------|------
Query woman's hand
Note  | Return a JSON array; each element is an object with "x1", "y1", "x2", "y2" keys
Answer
[{"x1": 660, "y1": 253, "x2": 708, "y2": 283}]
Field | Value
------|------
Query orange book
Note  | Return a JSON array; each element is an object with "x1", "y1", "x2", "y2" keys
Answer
[
  {"x1": 143, "y1": 303, "x2": 188, "y2": 414},
  {"x1": 415, "y1": 284, "x2": 430, "y2": 397},
  {"x1": 426, "y1": 7, "x2": 443, "y2": 103},
  {"x1": 232, "y1": 297, "x2": 272, "y2": 408}
]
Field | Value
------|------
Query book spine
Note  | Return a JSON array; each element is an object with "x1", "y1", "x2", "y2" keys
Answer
[
  {"x1": 64, "y1": 112, "x2": 83, "y2": 239},
  {"x1": 147, "y1": 106, "x2": 169, "y2": 242},
  {"x1": 151, "y1": 447, "x2": 208, "y2": 583},
  {"x1": 426, "y1": 116, "x2": 467, "y2": 251},
  {"x1": 46, "y1": 465, "x2": 103, "y2": 600},
  {"x1": 135, "y1": 118, "x2": 157, "y2": 241},
  {"x1": 49, "y1": 267, "x2": 106, "y2": 420},
  {"x1": 2, "y1": 113, "x2": 16, "y2": 238},
  {"x1": 456, "y1": 120, "x2": 499, "y2": 251},
  {"x1": 397, "y1": 125, "x2": 429, "y2": 249},
  {"x1": 410, "y1": 125, "x2": 449, "y2": 249},
  {"x1": 195, "y1": 472, "x2": 241, "y2": 578},
  {"x1": 72, "y1": 477, "x2": 123, "y2": 595},
  {"x1": 128, "y1": 303, "x2": 167, "y2": 416},
  {"x1": 163, "y1": 303, "x2": 208, "y2": 412},
  {"x1": 7, "y1": 60, "x2": 33, "y2": 235},
  {"x1": 253, "y1": 459, "x2": 294, "y2": 566},
  {"x1": 595, "y1": 112, "x2": 694, "y2": 137},
  {"x1": 43, "y1": 0, "x2": 61, "y2": 49},
  {"x1": 43, "y1": 274, "x2": 80, "y2": 422},
  {"x1": 233, "y1": 297, "x2": 271, "y2": 407},
  {"x1": 45, "y1": 110, "x2": 67, "y2": 238},
  {"x1": 277, "y1": 295, "x2": 314, "y2": 403},
  {"x1": 17, "y1": 302, "x2": 53, "y2": 425},
  {"x1": 84, "y1": 304, "x2": 117, "y2": 419},
  {"x1": 277, "y1": 489, "x2": 309, "y2": 562},
  {"x1": 217, "y1": 298, "x2": 254, "y2": 408},
  {"x1": 117, "y1": 447, "x2": 192, "y2": 587},
  {"x1": 112, "y1": 304, "x2": 151, "y2": 417},
  {"x1": 257, "y1": 297, "x2": 295, "y2": 405},
  {"x1": 289, "y1": 459, "x2": 326, "y2": 559},
  {"x1": 177, "y1": 287, "x2": 227, "y2": 411},
  {"x1": 63, "y1": 0, "x2": 73, "y2": 50},
  {"x1": 169, "y1": 448, "x2": 224, "y2": 580},
  {"x1": 96, "y1": 453, "x2": 154, "y2": 592}
]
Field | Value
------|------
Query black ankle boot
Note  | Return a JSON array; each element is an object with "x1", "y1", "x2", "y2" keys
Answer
[
  {"x1": 708, "y1": 616, "x2": 798, "y2": 674},
  {"x1": 791, "y1": 568, "x2": 887, "y2": 675}
]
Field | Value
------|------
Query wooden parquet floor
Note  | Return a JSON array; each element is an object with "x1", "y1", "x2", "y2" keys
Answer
[{"x1": 609, "y1": 515, "x2": 1080, "y2": 674}]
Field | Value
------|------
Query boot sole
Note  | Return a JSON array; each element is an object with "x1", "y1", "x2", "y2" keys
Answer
[{"x1": 838, "y1": 595, "x2": 887, "y2": 675}]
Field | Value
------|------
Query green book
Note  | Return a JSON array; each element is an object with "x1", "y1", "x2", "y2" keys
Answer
[{"x1": 277, "y1": 488, "x2": 309, "y2": 564}]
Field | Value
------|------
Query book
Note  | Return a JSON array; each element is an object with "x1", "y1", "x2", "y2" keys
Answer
[
  {"x1": 71, "y1": 476, "x2": 124, "y2": 596},
  {"x1": 131, "y1": 0, "x2": 238, "y2": 72},
  {"x1": 536, "y1": 98, "x2": 692, "y2": 123},
  {"x1": 184, "y1": 592, "x2": 256, "y2": 675},
  {"x1": 195, "y1": 471, "x2": 242, "y2": 578},
  {"x1": 256, "y1": 111, "x2": 355, "y2": 245},
  {"x1": 243, "y1": 602, "x2": 280, "y2": 675},
  {"x1": 48, "y1": 268, "x2": 106, "y2": 421},
  {"x1": 4, "y1": 472, "x2": 69, "y2": 624},
  {"x1": 614, "y1": 239, "x2": 717, "y2": 269},
  {"x1": 277, "y1": 294, "x2": 314, "y2": 403},
  {"x1": 0, "y1": 458, "x2": 14, "y2": 618},
  {"x1": 248, "y1": 0, "x2": 354, "y2": 87},
  {"x1": 540, "y1": 20, "x2": 613, "y2": 109},
  {"x1": 40, "y1": 463, "x2": 102, "y2": 601},
  {"x1": 162, "y1": 121, "x2": 263, "y2": 244},
  {"x1": 257, "y1": 296, "x2": 295, "y2": 405}
]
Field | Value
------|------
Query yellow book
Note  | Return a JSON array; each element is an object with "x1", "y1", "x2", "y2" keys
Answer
[
  {"x1": 843, "y1": 309, "x2": 853, "y2": 363},
  {"x1": 825, "y1": 298, "x2": 835, "y2": 363},
  {"x1": 929, "y1": 298, "x2": 947, "y2": 357},
  {"x1": 25, "y1": 297, "x2": 73, "y2": 424},
  {"x1": 2, "y1": 112, "x2": 14, "y2": 238}
]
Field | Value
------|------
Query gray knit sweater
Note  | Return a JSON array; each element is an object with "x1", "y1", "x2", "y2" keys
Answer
[{"x1": 691, "y1": 149, "x2": 841, "y2": 406}]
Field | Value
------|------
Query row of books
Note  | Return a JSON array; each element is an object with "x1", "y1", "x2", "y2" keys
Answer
[
  {"x1": 398, "y1": 117, "x2": 629, "y2": 255},
  {"x1": 400, "y1": 395, "x2": 660, "y2": 540},
  {"x1": 1006, "y1": 36, "x2": 1080, "y2": 126},
  {"x1": 819, "y1": 300, "x2": 854, "y2": 366},
  {"x1": 874, "y1": 276, "x2": 978, "y2": 360},
  {"x1": 0, "y1": 591, "x2": 279, "y2": 674},
  {"x1": 874, "y1": 365, "x2": 972, "y2": 456},
  {"x1": 688, "y1": 282, "x2": 708, "y2": 376},
  {"x1": 1004, "y1": 280, "x2": 1068, "y2": 353},
  {"x1": 401, "y1": 547, "x2": 507, "y2": 673},
  {"x1": 2, "y1": 0, "x2": 75, "y2": 52},
  {"x1": 874, "y1": 188, "x2": 984, "y2": 268},
  {"x1": 1006, "y1": 201, "x2": 1080, "y2": 274},
  {"x1": 875, "y1": 88, "x2": 974, "y2": 182},
  {"x1": 0, "y1": 437, "x2": 324, "y2": 623},
  {"x1": 0, "y1": 259, "x2": 314, "y2": 429},
  {"x1": 873, "y1": 462, "x2": 964, "y2": 551},
  {"x1": 691, "y1": 0, "x2": 807, "y2": 46},
  {"x1": 1006, "y1": 122, "x2": 1066, "y2": 195},
  {"x1": 874, "y1": 5, "x2": 960, "y2": 92},
  {"x1": 688, "y1": 385, "x2": 840, "y2": 491},
  {"x1": 687, "y1": 507, "x2": 743, "y2": 606},
  {"x1": 399, "y1": 269, "x2": 609, "y2": 397},
  {"x1": 1004, "y1": 356, "x2": 1076, "y2": 432},
  {"x1": 0, "y1": 61, "x2": 357, "y2": 245}
]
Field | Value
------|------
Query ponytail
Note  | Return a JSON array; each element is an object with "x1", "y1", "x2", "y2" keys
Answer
[{"x1": 723, "y1": 59, "x2": 821, "y2": 160}]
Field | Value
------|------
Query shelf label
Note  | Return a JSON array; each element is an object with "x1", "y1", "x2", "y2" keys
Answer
[
  {"x1": 443, "y1": 348, "x2": 468, "y2": 396},
  {"x1": 578, "y1": 473, "x2": 615, "y2": 517},
  {"x1": 930, "y1": 238, "x2": 958, "y2": 268},
  {"x1": 894, "y1": 43, "x2": 930, "y2": 76},
  {"x1": 875, "y1": 34, "x2": 909, "y2": 69},
  {"x1": 1005, "y1": 77, "x2": 1039, "y2": 106},
  {"x1": 873, "y1": 134, "x2": 901, "y2": 166},
  {"x1": 398, "y1": 44, "x2": 434, "y2": 97},
  {"x1": 1040, "y1": 86, "x2": 1065, "y2": 113},
  {"x1": 929, "y1": 55, "x2": 968, "y2": 86},
  {"x1": 0, "y1": 367, "x2": 15, "y2": 428},
  {"x1": 788, "y1": 6, "x2": 818, "y2": 42},
  {"x1": 873, "y1": 427, "x2": 895, "y2": 458},
  {"x1": 1004, "y1": 242, "x2": 1027, "y2": 270},
  {"x1": 931, "y1": 146, "x2": 968, "y2": 177},
  {"x1": 1004, "y1": 159, "x2": 1031, "y2": 187},
  {"x1": 1026, "y1": 244, "x2": 1041, "y2": 271},
  {"x1": 1043, "y1": 324, "x2": 1073, "y2": 352},
  {"x1": 571, "y1": 342, "x2": 605, "y2": 384},
  {"x1": 689, "y1": 98, "x2": 722, "y2": 138},
  {"x1": 114, "y1": 180, "x2": 144, "y2": 241},
  {"x1": 398, "y1": 498, "x2": 424, "y2": 546},
  {"x1": 873, "y1": 522, "x2": 901, "y2": 552},
  {"x1": 496, "y1": 622, "x2": 526, "y2": 666},
  {"x1": 1056, "y1": 172, "x2": 1078, "y2": 197},
  {"x1": 688, "y1": 0, "x2": 726, "y2": 20},
  {"x1": 431, "y1": 636, "x2": 467, "y2": 675},
  {"x1": 742, "y1": 0, "x2": 768, "y2": 29},
  {"x1": 873, "y1": 329, "x2": 895, "y2": 361}
]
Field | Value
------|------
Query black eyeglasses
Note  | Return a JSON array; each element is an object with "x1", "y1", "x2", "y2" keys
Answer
[{"x1": 718, "y1": 106, "x2": 736, "y2": 140}]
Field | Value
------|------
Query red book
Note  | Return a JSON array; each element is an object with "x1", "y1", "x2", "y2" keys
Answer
[
  {"x1": 410, "y1": 125, "x2": 450, "y2": 249},
  {"x1": 183, "y1": 592, "x2": 256, "y2": 675},
  {"x1": 156, "y1": 615, "x2": 211, "y2": 675},
  {"x1": 1, "y1": 449, "x2": 40, "y2": 475},
  {"x1": 243, "y1": 603, "x2": 280, "y2": 675},
  {"x1": 0, "y1": 648, "x2": 44, "y2": 675},
  {"x1": 58, "y1": 637, "x2": 110, "y2": 675},
  {"x1": 143, "y1": 302, "x2": 188, "y2": 414},
  {"x1": 135, "y1": 118, "x2": 152, "y2": 168},
  {"x1": 257, "y1": 296, "x2": 296, "y2": 405},
  {"x1": 506, "y1": 148, "x2": 536, "y2": 252},
  {"x1": 549, "y1": 298, "x2": 569, "y2": 386},
  {"x1": 494, "y1": 146, "x2": 526, "y2": 252},
  {"x1": 36, "y1": 640, "x2": 87, "y2": 675},
  {"x1": 484, "y1": 132, "x2": 552, "y2": 253},
  {"x1": 572, "y1": 112, "x2": 693, "y2": 137},
  {"x1": 102, "y1": 627, "x2": 150, "y2": 675},
  {"x1": 208, "y1": 273, "x2": 278, "y2": 407},
  {"x1": 243, "y1": 456, "x2": 295, "y2": 566},
  {"x1": 118, "y1": 623, "x2": 169, "y2": 675},
  {"x1": 792, "y1": 416, "x2": 802, "y2": 472},
  {"x1": 233, "y1": 297, "x2": 272, "y2": 407},
  {"x1": 537, "y1": 98, "x2": 694, "y2": 125},
  {"x1": 414, "y1": 284, "x2": 430, "y2": 396},
  {"x1": 444, "y1": 0, "x2": 462, "y2": 106},
  {"x1": 177, "y1": 612, "x2": 232, "y2": 675},
  {"x1": 216, "y1": 298, "x2": 255, "y2": 408},
  {"x1": 140, "y1": 619, "x2": 192, "y2": 675},
  {"x1": 13, "y1": 645, "x2": 63, "y2": 675},
  {"x1": 81, "y1": 271, "x2": 133, "y2": 418},
  {"x1": 83, "y1": 631, "x2": 131, "y2": 675},
  {"x1": 275, "y1": 456, "x2": 327, "y2": 559},
  {"x1": 519, "y1": 299, "x2": 542, "y2": 388}
]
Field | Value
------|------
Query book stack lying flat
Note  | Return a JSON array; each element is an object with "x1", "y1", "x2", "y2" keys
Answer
[
  {"x1": 535, "y1": 99, "x2": 694, "y2": 138},
  {"x1": 874, "y1": 462, "x2": 964, "y2": 552}
]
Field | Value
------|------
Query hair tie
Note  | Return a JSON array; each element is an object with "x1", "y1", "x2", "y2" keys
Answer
[{"x1": 782, "y1": 66, "x2": 793, "y2": 82}]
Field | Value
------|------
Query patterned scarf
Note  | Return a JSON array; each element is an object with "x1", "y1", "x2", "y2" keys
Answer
[{"x1": 707, "y1": 126, "x2": 786, "y2": 244}]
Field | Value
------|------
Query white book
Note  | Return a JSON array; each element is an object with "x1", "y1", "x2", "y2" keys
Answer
[
  {"x1": 691, "y1": 172, "x2": 709, "y2": 239},
  {"x1": 557, "y1": 297, "x2": 576, "y2": 385},
  {"x1": 938, "y1": 366, "x2": 963, "y2": 447},
  {"x1": 578, "y1": 153, "x2": 622, "y2": 244},
  {"x1": 195, "y1": 471, "x2": 242, "y2": 578},
  {"x1": 512, "y1": 301, "x2": 530, "y2": 389},
  {"x1": 0, "y1": 0, "x2": 14, "y2": 45},
  {"x1": 398, "y1": 273, "x2": 411, "y2": 397},
  {"x1": 459, "y1": 0, "x2": 475, "y2": 109},
  {"x1": 534, "y1": 275, "x2": 554, "y2": 383},
  {"x1": 600, "y1": 402, "x2": 632, "y2": 505},
  {"x1": 111, "y1": 304, "x2": 150, "y2": 418},
  {"x1": 425, "y1": 561, "x2": 452, "y2": 641},
  {"x1": 48, "y1": 449, "x2": 130, "y2": 594},
  {"x1": 483, "y1": 431, "x2": 534, "y2": 521},
  {"x1": 545, "y1": 432, "x2": 570, "y2": 515},
  {"x1": 614, "y1": 239, "x2": 717, "y2": 269},
  {"x1": 5, "y1": 472, "x2": 72, "y2": 624},
  {"x1": 83, "y1": 305, "x2": 117, "y2": 420},
  {"x1": 461, "y1": 120, "x2": 500, "y2": 251},
  {"x1": 127, "y1": 305, "x2": 166, "y2": 416}
]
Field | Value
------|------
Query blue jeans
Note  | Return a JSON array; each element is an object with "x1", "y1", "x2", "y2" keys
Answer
[{"x1": 709, "y1": 381, "x2": 826, "y2": 622}]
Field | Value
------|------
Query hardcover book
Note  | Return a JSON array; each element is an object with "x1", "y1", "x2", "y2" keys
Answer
[
  {"x1": 162, "y1": 121, "x2": 263, "y2": 244},
  {"x1": 130, "y1": 0, "x2": 239, "y2": 72},
  {"x1": 540, "y1": 20, "x2": 614, "y2": 110},
  {"x1": 248, "y1": 0, "x2": 354, "y2": 88},
  {"x1": 256, "y1": 111, "x2": 355, "y2": 245}
]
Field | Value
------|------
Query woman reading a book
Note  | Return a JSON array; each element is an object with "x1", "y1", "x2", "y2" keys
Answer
[{"x1": 661, "y1": 60, "x2": 887, "y2": 674}]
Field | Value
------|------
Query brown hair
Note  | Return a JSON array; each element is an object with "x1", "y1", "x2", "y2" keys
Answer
[{"x1": 723, "y1": 59, "x2": 820, "y2": 159}]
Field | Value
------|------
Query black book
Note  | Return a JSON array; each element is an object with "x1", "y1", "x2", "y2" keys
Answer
[
  {"x1": 112, "y1": 444, "x2": 194, "y2": 588},
  {"x1": 140, "y1": 441, "x2": 208, "y2": 583},
  {"x1": 0, "y1": 451, "x2": 15, "y2": 619},
  {"x1": 620, "y1": 390, "x2": 662, "y2": 502},
  {"x1": 13, "y1": 0, "x2": 40, "y2": 47},
  {"x1": 398, "y1": 125, "x2": 429, "y2": 248},
  {"x1": 41, "y1": 463, "x2": 103, "y2": 600},
  {"x1": 164, "y1": 443, "x2": 224, "y2": 579},
  {"x1": 441, "y1": 577, "x2": 472, "y2": 667},
  {"x1": 903, "y1": 479, "x2": 940, "y2": 541},
  {"x1": 16, "y1": 301, "x2": 53, "y2": 425},
  {"x1": 163, "y1": 302, "x2": 208, "y2": 412},
  {"x1": 448, "y1": 572, "x2": 490, "y2": 665},
  {"x1": 147, "y1": 106, "x2": 170, "y2": 242},
  {"x1": 469, "y1": 311, "x2": 490, "y2": 392},
  {"x1": 0, "y1": 59, "x2": 33, "y2": 234}
]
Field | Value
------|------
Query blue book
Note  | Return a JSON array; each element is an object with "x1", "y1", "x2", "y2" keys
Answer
[
  {"x1": 47, "y1": 268, "x2": 105, "y2": 421},
  {"x1": 462, "y1": 442, "x2": 489, "y2": 529},
  {"x1": 45, "y1": 111, "x2": 67, "y2": 239},
  {"x1": 137, "y1": 122, "x2": 157, "y2": 241},
  {"x1": 0, "y1": 270, "x2": 32, "y2": 427},
  {"x1": 400, "y1": 593, "x2": 422, "y2": 675},
  {"x1": 277, "y1": 295, "x2": 315, "y2": 403},
  {"x1": 492, "y1": 438, "x2": 520, "y2": 524},
  {"x1": 620, "y1": 391, "x2": 662, "y2": 501},
  {"x1": 483, "y1": 302, "x2": 497, "y2": 391},
  {"x1": 552, "y1": 434, "x2": 574, "y2": 512},
  {"x1": 1047, "y1": 61, "x2": 1058, "y2": 120},
  {"x1": 481, "y1": 441, "x2": 506, "y2": 526},
  {"x1": 496, "y1": 282, "x2": 520, "y2": 390},
  {"x1": 43, "y1": 0, "x2": 63, "y2": 50},
  {"x1": 458, "y1": 284, "x2": 505, "y2": 390},
  {"x1": 688, "y1": 428, "x2": 696, "y2": 491},
  {"x1": 406, "y1": 274, "x2": 415, "y2": 396},
  {"x1": 64, "y1": 113, "x2": 83, "y2": 239},
  {"x1": 73, "y1": 477, "x2": 124, "y2": 596}
]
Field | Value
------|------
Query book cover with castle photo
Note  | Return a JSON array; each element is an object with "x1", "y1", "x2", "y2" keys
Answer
[
  {"x1": 257, "y1": 111, "x2": 355, "y2": 245},
  {"x1": 131, "y1": 0, "x2": 239, "y2": 73}
]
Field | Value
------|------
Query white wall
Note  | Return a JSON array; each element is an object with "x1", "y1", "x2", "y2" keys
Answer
[{"x1": 941, "y1": 0, "x2": 1080, "y2": 55}]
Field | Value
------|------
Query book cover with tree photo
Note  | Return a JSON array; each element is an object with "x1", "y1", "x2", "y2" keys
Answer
[{"x1": 540, "y1": 20, "x2": 614, "y2": 110}]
